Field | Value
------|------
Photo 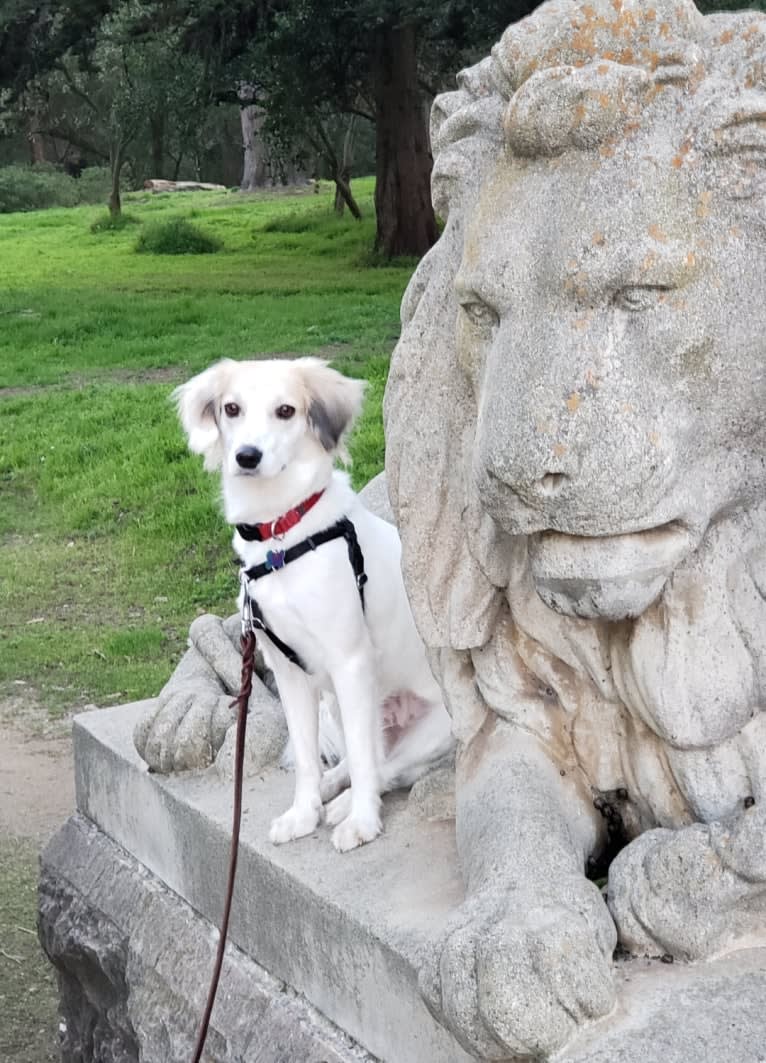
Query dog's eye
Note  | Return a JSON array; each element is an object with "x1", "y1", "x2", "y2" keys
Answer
[
  {"x1": 275, "y1": 404, "x2": 296, "y2": 420},
  {"x1": 223, "y1": 402, "x2": 241, "y2": 417}
]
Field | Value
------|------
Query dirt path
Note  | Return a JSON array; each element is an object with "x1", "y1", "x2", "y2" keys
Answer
[
  {"x1": 0, "y1": 725, "x2": 75, "y2": 840},
  {"x1": 0, "y1": 701, "x2": 77, "y2": 1062}
]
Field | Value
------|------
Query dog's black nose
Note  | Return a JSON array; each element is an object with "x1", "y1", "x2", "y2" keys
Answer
[{"x1": 236, "y1": 446, "x2": 263, "y2": 470}]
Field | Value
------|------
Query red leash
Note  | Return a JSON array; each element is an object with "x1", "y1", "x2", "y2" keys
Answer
[{"x1": 191, "y1": 629, "x2": 256, "y2": 1063}]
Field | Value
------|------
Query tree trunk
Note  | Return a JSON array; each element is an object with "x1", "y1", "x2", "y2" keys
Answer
[
  {"x1": 150, "y1": 112, "x2": 165, "y2": 178},
  {"x1": 334, "y1": 116, "x2": 357, "y2": 215},
  {"x1": 239, "y1": 84, "x2": 270, "y2": 191},
  {"x1": 334, "y1": 174, "x2": 362, "y2": 219},
  {"x1": 372, "y1": 22, "x2": 438, "y2": 258},
  {"x1": 28, "y1": 113, "x2": 46, "y2": 165},
  {"x1": 109, "y1": 149, "x2": 123, "y2": 217}
]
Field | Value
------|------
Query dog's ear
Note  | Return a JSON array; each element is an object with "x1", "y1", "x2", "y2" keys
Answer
[
  {"x1": 172, "y1": 360, "x2": 233, "y2": 471},
  {"x1": 300, "y1": 359, "x2": 366, "y2": 453}
]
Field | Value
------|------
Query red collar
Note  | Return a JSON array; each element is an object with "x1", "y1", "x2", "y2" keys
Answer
[{"x1": 235, "y1": 489, "x2": 325, "y2": 542}]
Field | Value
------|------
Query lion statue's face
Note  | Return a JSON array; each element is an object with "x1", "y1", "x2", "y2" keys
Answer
[
  {"x1": 455, "y1": 53, "x2": 766, "y2": 621},
  {"x1": 386, "y1": 0, "x2": 766, "y2": 644}
]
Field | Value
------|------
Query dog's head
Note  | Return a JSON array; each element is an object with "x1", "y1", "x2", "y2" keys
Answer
[{"x1": 173, "y1": 357, "x2": 365, "y2": 481}]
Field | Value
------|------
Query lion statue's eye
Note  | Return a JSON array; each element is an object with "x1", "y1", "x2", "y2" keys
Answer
[
  {"x1": 614, "y1": 286, "x2": 669, "y2": 312},
  {"x1": 461, "y1": 300, "x2": 500, "y2": 329},
  {"x1": 223, "y1": 402, "x2": 241, "y2": 417}
]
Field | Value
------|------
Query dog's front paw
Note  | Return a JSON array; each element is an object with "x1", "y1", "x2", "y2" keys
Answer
[
  {"x1": 420, "y1": 879, "x2": 616, "y2": 1059},
  {"x1": 331, "y1": 806, "x2": 382, "y2": 852},
  {"x1": 269, "y1": 802, "x2": 321, "y2": 845}
]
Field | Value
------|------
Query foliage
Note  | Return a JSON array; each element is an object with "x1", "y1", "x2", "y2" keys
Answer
[
  {"x1": 135, "y1": 215, "x2": 221, "y2": 253},
  {"x1": 696, "y1": 1, "x2": 766, "y2": 10},
  {"x1": 0, "y1": 162, "x2": 78, "y2": 211},
  {"x1": 0, "y1": 162, "x2": 112, "y2": 212},
  {"x1": 0, "y1": 181, "x2": 407, "y2": 711}
]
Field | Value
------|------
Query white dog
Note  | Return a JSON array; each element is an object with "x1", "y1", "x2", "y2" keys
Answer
[{"x1": 174, "y1": 357, "x2": 453, "y2": 852}]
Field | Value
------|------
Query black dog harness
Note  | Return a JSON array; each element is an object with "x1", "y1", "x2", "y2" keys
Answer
[{"x1": 238, "y1": 517, "x2": 367, "y2": 673}]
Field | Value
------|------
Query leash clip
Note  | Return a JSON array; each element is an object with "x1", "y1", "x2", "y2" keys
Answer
[{"x1": 240, "y1": 571, "x2": 254, "y2": 637}]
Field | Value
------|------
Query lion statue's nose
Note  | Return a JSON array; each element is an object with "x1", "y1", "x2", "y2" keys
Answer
[{"x1": 538, "y1": 472, "x2": 570, "y2": 497}]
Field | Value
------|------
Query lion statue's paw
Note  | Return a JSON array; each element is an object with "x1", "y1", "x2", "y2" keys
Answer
[
  {"x1": 419, "y1": 878, "x2": 617, "y2": 1059},
  {"x1": 609, "y1": 816, "x2": 766, "y2": 961},
  {"x1": 133, "y1": 685, "x2": 234, "y2": 774}
]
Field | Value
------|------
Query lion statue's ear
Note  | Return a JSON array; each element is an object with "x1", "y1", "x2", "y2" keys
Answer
[
  {"x1": 385, "y1": 59, "x2": 511, "y2": 656},
  {"x1": 385, "y1": 219, "x2": 506, "y2": 656}
]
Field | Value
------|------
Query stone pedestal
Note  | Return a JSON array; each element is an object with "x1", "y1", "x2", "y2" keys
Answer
[{"x1": 39, "y1": 702, "x2": 766, "y2": 1062}]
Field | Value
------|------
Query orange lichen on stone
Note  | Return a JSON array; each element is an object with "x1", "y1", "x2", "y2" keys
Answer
[
  {"x1": 718, "y1": 30, "x2": 735, "y2": 46},
  {"x1": 697, "y1": 190, "x2": 713, "y2": 219},
  {"x1": 592, "y1": 231, "x2": 606, "y2": 246},
  {"x1": 686, "y1": 251, "x2": 697, "y2": 268},
  {"x1": 597, "y1": 63, "x2": 610, "y2": 75},
  {"x1": 660, "y1": 22, "x2": 671, "y2": 39},
  {"x1": 552, "y1": 443, "x2": 568, "y2": 458},
  {"x1": 567, "y1": 392, "x2": 583, "y2": 413},
  {"x1": 642, "y1": 252, "x2": 658, "y2": 272},
  {"x1": 646, "y1": 7, "x2": 656, "y2": 20},
  {"x1": 648, "y1": 431, "x2": 660, "y2": 447},
  {"x1": 648, "y1": 224, "x2": 669, "y2": 243}
]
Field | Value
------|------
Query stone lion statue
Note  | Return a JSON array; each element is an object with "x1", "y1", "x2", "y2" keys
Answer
[{"x1": 384, "y1": 0, "x2": 766, "y2": 1057}]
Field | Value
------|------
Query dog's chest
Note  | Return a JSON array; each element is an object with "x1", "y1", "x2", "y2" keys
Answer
[{"x1": 243, "y1": 538, "x2": 361, "y2": 674}]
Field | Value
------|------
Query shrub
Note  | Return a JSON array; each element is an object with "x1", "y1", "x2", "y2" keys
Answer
[
  {"x1": 90, "y1": 211, "x2": 140, "y2": 233},
  {"x1": 0, "y1": 165, "x2": 78, "y2": 213},
  {"x1": 0, "y1": 164, "x2": 117, "y2": 214},
  {"x1": 75, "y1": 167, "x2": 114, "y2": 205},
  {"x1": 135, "y1": 217, "x2": 222, "y2": 255}
]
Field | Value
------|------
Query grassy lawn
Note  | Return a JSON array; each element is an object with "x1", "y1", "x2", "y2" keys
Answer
[
  {"x1": 0, "y1": 838, "x2": 58, "y2": 1062},
  {"x1": 0, "y1": 178, "x2": 413, "y2": 714}
]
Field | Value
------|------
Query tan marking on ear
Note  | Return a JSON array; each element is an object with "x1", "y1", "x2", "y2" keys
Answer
[{"x1": 172, "y1": 359, "x2": 234, "y2": 471}]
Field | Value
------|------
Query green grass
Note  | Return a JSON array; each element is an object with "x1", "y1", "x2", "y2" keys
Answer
[
  {"x1": 0, "y1": 838, "x2": 58, "y2": 1062},
  {"x1": 0, "y1": 178, "x2": 413, "y2": 712}
]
